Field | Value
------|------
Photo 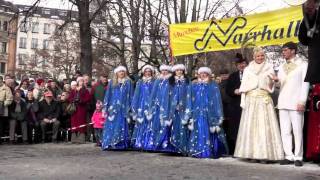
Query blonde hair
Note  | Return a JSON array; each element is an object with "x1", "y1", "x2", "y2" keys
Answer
[
  {"x1": 112, "y1": 72, "x2": 130, "y2": 86},
  {"x1": 253, "y1": 47, "x2": 265, "y2": 57}
]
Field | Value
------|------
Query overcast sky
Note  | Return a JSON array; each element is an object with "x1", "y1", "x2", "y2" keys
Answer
[{"x1": 7, "y1": 0, "x2": 289, "y2": 13}]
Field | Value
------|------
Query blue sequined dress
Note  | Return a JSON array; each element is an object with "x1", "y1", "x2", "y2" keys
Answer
[
  {"x1": 144, "y1": 76, "x2": 174, "y2": 152},
  {"x1": 131, "y1": 78, "x2": 154, "y2": 150},
  {"x1": 169, "y1": 77, "x2": 192, "y2": 155},
  {"x1": 187, "y1": 80, "x2": 229, "y2": 158},
  {"x1": 102, "y1": 79, "x2": 133, "y2": 150}
]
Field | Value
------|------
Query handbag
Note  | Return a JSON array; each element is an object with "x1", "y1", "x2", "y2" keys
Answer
[{"x1": 66, "y1": 103, "x2": 77, "y2": 115}]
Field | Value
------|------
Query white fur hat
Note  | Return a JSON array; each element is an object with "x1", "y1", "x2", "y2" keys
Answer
[
  {"x1": 114, "y1": 66, "x2": 127, "y2": 74},
  {"x1": 76, "y1": 76, "x2": 84, "y2": 82},
  {"x1": 142, "y1": 65, "x2": 154, "y2": 73},
  {"x1": 71, "y1": 81, "x2": 77, "y2": 86},
  {"x1": 172, "y1": 64, "x2": 186, "y2": 72},
  {"x1": 198, "y1": 67, "x2": 212, "y2": 75},
  {"x1": 159, "y1": 64, "x2": 172, "y2": 72}
]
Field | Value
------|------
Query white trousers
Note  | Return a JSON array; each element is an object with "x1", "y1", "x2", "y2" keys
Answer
[{"x1": 279, "y1": 110, "x2": 304, "y2": 161}]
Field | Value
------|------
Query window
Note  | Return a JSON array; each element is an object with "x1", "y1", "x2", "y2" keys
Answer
[
  {"x1": 43, "y1": 39, "x2": 49, "y2": 50},
  {"x1": 43, "y1": 23, "x2": 50, "y2": 34},
  {"x1": 1, "y1": 42, "x2": 7, "y2": 53},
  {"x1": 30, "y1": 54, "x2": 38, "y2": 64},
  {"x1": 0, "y1": 63, "x2": 6, "y2": 74},
  {"x1": 18, "y1": 54, "x2": 27, "y2": 65},
  {"x1": 3, "y1": 21, "x2": 8, "y2": 31},
  {"x1": 31, "y1": 38, "x2": 38, "y2": 49},
  {"x1": 59, "y1": 10, "x2": 67, "y2": 16},
  {"x1": 42, "y1": 9, "x2": 51, "y2": 15},
  {"x1": 31, "y1": 22, "x2": 39, "y2": 33},
  {"x1": 20, "y1": 22, "x2": 28, "y2": 32},
  {"x1": 19, "y1": 37, "x2": 27, "y2": 49}
]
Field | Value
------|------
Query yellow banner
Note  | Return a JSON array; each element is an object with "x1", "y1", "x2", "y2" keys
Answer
[{"x1": 169, "y1": 6, "x2": 303, "y2": 57}]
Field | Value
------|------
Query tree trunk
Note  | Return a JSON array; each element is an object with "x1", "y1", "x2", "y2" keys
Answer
[
  {"x1": 118, "y1": 4, "x2": 126, "y2": 67},
  {"x1": 77, "y1": 0, "x2": 93, "y2": 77}
]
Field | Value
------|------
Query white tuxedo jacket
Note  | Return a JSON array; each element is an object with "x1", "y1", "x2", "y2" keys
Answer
[{"x1": 277, "y1": 56, "x2": 310, "y2": 110}]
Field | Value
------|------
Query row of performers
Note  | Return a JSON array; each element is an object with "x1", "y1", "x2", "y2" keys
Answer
[{"x1": 101, "y1": 64, "x2": 228, "y2": 158}]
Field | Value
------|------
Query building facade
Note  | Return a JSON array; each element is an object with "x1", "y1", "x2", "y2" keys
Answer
[
  {"x1": 15, "y1": 5, "x2": 78, "y2": 79},
  {"x1": 0, "y1": 0, "x2": 18, "y2": 76}
]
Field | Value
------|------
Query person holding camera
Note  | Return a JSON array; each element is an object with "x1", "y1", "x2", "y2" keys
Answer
[
  {"x1": 299, "y1": 0, "x2": 320, "y2": 163},
  {"x1": 299, "y1": 0, "x2": 320, "y2": 84},
  {"x1": 68, "y1": 77, "x2": 91, "y2": 144}
]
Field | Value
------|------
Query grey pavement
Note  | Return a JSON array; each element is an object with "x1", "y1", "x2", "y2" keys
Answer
[{"x1": 0, "y1": 143, "x2": 320, "y2": 180}]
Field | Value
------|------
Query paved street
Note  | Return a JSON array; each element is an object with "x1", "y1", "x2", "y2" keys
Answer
[{"x1": 0, "y1": 143, "x2": 320, "y2": 180}]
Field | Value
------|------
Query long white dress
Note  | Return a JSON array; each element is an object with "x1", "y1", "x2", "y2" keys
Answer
[{"x1": 234, "y1": 61, "x2": 284, "y2": 160}]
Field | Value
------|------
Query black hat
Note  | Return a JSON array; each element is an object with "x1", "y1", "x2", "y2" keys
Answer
[
  {"x1": 282, "y1": 42, "x2": 297, "y2": 53},
  {"x1": 235, "y1": 53, "x2": 247, "y2": 64}
]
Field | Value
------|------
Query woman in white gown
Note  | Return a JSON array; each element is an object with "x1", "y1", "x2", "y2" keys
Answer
[{"x1": 234, "y1": 47, "x2": 284, "y2": 162}]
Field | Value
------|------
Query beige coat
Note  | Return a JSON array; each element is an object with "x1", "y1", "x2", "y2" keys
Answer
[{"x1": 0, "y1": 84, "x2": 13, "y2": 117}]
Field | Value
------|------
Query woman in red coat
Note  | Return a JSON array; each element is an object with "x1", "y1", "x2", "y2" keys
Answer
[
  {"x1": 306, "y1": 84, "x2": 320, "y2": 161},
  {"x1": 68, "y1": 77, "x2": 91, "y2": 144}
]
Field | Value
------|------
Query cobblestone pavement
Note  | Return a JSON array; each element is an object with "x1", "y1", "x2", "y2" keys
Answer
[{"x1": 0, "y1": 143, "x2": 319, "y2": 180}]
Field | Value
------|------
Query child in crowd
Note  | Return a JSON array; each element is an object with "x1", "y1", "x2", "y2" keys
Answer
[{"x1": 91, "y1": 100, "x2": 106, "y2": 146}]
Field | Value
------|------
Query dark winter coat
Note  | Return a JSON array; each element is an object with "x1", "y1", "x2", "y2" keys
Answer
[{"x1": 298, "y1": 9, "x2": 320, "y2": 84}]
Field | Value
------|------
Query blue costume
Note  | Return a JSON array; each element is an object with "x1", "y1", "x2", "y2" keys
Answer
[
  {"x1": 131, "y1": 78, "x2": 154, "y2": 149},
  {"x1": 169, "y1": 76, "x2": 191, "y2": 155},
  {"x1": 187, "y1": 80, "x2": 229, "y2": 158},
  {"x1": 102, "y1": 78, "x2": 133, "y2": 150},
  {"x1": 144, "y1": 75, "x2": 174, "y2": 151}
]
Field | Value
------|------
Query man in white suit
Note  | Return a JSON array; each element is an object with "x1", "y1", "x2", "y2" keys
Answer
[{"x1": 272, "y1": 42, "x2": 310, "y2": 167}]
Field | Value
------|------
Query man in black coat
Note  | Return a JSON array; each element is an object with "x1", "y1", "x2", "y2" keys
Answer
[
  {"x1": 38, "y1": 91, "x2": 61, "y2": 143},
  {"x1": 225, "y1": 54, "x2": 248, "y2": 155},
  {"x1": 298, "y1": 0, "x2": 320, "y2": 84}
]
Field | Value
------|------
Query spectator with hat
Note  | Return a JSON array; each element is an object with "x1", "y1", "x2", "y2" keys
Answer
[
  {"x1": 25, "y1": 90, "x2": 40, "y2": 144},
  {"x1": 33, "y1": 79, "x2": 46, "y2": 101},
  {"x1": 68, "y1": 77, "x2": 91, "y2": 144},
  {"x1": 38, "y1": 90, "x2": 61, "y2": 143},
  {"x1": 0, "y1": 76, "x2": 13, "y2": 144},
  {"x1": 225, "y1": 53, "x2": 248, "y2": 155},
  {"x1": 48, "y1": 80, "x2": 63, "y2": 100},
  {"x1": 9, "y1": 89, "x2": 28, "y2": 144}
]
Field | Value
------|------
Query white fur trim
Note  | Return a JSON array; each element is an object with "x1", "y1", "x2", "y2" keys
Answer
[
  {"x1": 317, "y1": 101, "x2": 320, "y2": 110},
  {"x1": 142, "y1": 65, "x2": 154, "y2": 73},
  {"x1": 126, "y1": 117, "x2": 131, "y2": 124},
  {"x1": 76, "y1": 76, "x2": 84, "y2": 82},
  {"x1": 181, "y1": 119, "x2": 188, "y2": 125},
  {"x1": 209, "y1": 126, "x2": 216, "y2": 133},
  {"x1": 71, "y1": 81, "x2": 77, "y2": 86},
  {"x1": 114, "y1": 66, "x2": 127, "y2": 74},
  {"x1": 164, "y1": 119, "x2": 172, "y2": 126},
  {"x1": 198, "y1": 67, "x2": 212, "y2": 75},
  {"x1": 160, "y1": 65, "x2": 172, "y2": 72},
  {"x1": 209, "y1": 126, "x2": 221, "y2": 133},
  {"x1": 172, "y1": 64, "x2": 186, "y2": 72},
  {"x1": 188, "y1": 120, "x2": 194, "y2": 131},
  {"x1": 137, "y1": 118, "x2": 144, "y2": 124},
  {"x1": 144, "y1": 110, "x2": 153, "y2": 121}
]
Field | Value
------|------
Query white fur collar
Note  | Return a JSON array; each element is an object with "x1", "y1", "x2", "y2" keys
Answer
[
  {"x1": 142, "y1": 76, "x2": 153, "y2": 82},
  {"x1": 197, "y1": 77, "x2": 210, "y2": 83},
  {"x1": 117, "y1": 78, "x2": 127, "y2": 84},
  {"x1": 175, "y1": 75, "x2": 185, "y2": 81},
  {"x1": 158, "y1": 74, "x2": 171, "y2": 80}
]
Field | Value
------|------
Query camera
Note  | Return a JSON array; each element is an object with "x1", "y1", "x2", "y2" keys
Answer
[{"x1": 307, "y1": 26, "x2": 318, "y2": 38}]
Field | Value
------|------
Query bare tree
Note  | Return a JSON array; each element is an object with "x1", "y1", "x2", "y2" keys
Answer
[{"x1": 34, "y1": 24, "x2": 80, "y2": 80}]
